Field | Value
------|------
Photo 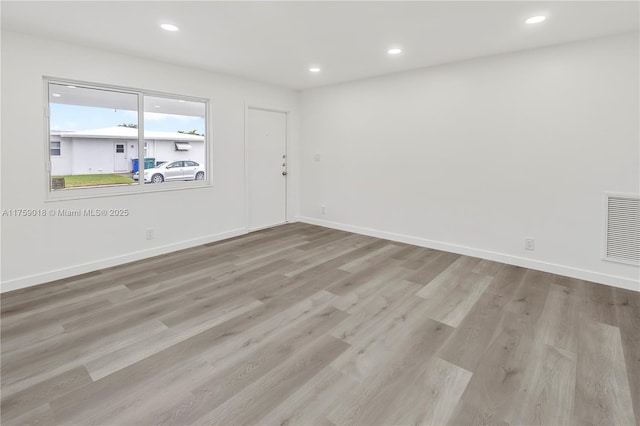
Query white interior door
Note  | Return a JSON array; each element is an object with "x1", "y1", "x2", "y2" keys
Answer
[{"x1": 248, "y1": 108, "x2": 287, "y2": 231}]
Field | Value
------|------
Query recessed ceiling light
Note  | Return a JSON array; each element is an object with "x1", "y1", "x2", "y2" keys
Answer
[
  {"x1": 388, "y1": 48, "x2": 402, "y2": 55},
  {"x1": 525, "y1": 16, "x2": 546, "y2": 24},
  {"x1": 154, "y1": 105, "x2": 161, "y2": 108},
  {"x1": 160, "y1": 23, "x2": 179, "y2": 32},
  {"x1": 178, "y1": 100, "x2": 185, "y2": 103},
  {"x1": 51, "y1": 93, "x2": 61, "y2": 97},
  {"x1": 309, "y1": 67, "x2": 321, "y2": 73}
]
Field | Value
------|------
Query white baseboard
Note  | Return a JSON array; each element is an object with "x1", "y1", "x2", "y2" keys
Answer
[
  {"x1": 297, "y1": 216, "x2": 639, "y2": 293},
  {"x1": 4, "y1": 218, "x2": 637, "y2": 294},
  {"x1": 0, "y1": 228, "x2": 248, "y2": 293}
]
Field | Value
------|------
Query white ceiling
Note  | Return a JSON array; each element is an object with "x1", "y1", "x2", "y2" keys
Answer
[{"x1": 2, "y1": 1, "x2": 638, "y2": 90}]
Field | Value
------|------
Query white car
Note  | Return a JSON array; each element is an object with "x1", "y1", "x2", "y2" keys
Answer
[{"x1": 133, "y1": 160, "x2": 205, "y2": 183}]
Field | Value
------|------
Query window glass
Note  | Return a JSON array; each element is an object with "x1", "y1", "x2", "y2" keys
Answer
[
  {"x1": 47, "y1": 79, "x2": 209, "y2": 193},
  {"x1": 142, "y1": 95, "x2": 206, "y2": 184},
  {"x1": 50, "y1": 141, "x2": 61, "y2": 156},
  {"x1": 49, "y1": 83, "x2": 138, "y2": 191}
]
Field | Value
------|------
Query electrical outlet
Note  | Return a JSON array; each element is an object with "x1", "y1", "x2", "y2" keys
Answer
[
  {"x1": 320, "y1": 204, "x2": 326, "y2": 215},
  {"x1": 525, "y1": 238, "x2": 535, "y2": 251},
  {"x1": 146, "y1": 228, "x2": 155, "y2": 240}
]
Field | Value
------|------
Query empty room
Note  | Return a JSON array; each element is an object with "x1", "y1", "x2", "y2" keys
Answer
[{"x1": 1, "y1": 1, "x2": 639, "y2": 425}]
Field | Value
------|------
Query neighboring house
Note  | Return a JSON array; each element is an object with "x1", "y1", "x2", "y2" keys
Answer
[{"x1": 50, "y1": 127, "x2": 205, "y2": 175}]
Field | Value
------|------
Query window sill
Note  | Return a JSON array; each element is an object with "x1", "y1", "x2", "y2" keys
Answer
[{"x1": 45, "y1": 179, "x2": 213, "y2": 202}]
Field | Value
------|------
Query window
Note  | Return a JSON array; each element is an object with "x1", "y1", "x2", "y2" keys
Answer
[
  {"x1": 46, "y1": 78, "x2": 208, "y2": 196},
  {"x1": 175, "y1": 142, "x2": 192, "y2": 151},
  {"x1": 50, "y1": 141, "x2": 61, "y2": 156}
]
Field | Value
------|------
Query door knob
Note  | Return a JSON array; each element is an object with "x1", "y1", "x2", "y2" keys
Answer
[{"x1": 282, "y1": 171, "x2": 288, "y2": 176}]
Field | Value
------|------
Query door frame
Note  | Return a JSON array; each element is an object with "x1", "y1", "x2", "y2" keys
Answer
[{"x1": 244, "y1": 104, "x2": 290, "y2": 232}]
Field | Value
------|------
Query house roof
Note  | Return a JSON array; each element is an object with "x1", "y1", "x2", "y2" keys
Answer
[{"x1": 52, "y1": 127, "x2": 204, "y2": 141}]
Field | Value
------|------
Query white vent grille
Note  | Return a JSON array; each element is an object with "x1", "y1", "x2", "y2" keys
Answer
[{"x1": 605, "y1": 194, "x2": 639, "y2": 265}]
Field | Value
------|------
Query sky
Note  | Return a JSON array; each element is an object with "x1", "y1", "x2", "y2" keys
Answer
[{"x1": 50, "y1": 104, "x2": 206, "y2": 134}]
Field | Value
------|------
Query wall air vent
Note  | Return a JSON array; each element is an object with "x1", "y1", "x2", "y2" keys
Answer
[{"x1": 604, "y1": 193, "x2": 639, "y2": 265}]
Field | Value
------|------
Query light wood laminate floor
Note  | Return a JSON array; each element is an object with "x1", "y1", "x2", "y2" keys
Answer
[{"x1": 1, "y1": 223, "x2": 639, "y2": 425}]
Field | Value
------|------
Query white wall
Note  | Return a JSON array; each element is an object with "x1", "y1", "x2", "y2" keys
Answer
[
  {"x1": 0, "y1": 31, "x2": 301, "y2": 291},
  {"x1": 71, "y1": 139, "x2": 115, "y2": 174},
  {"x1": 300, "y1": 33, "x2": 640, "y2": 290}
]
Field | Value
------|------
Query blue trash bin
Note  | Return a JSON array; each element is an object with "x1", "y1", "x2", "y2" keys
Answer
[{"x1": 132, "y1": 159, "x2": 139, "y2": 173}]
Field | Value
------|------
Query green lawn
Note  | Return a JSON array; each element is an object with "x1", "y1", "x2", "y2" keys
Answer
[{"x1": 53, "y1": 174, "x2": 134, "y2": 188}]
